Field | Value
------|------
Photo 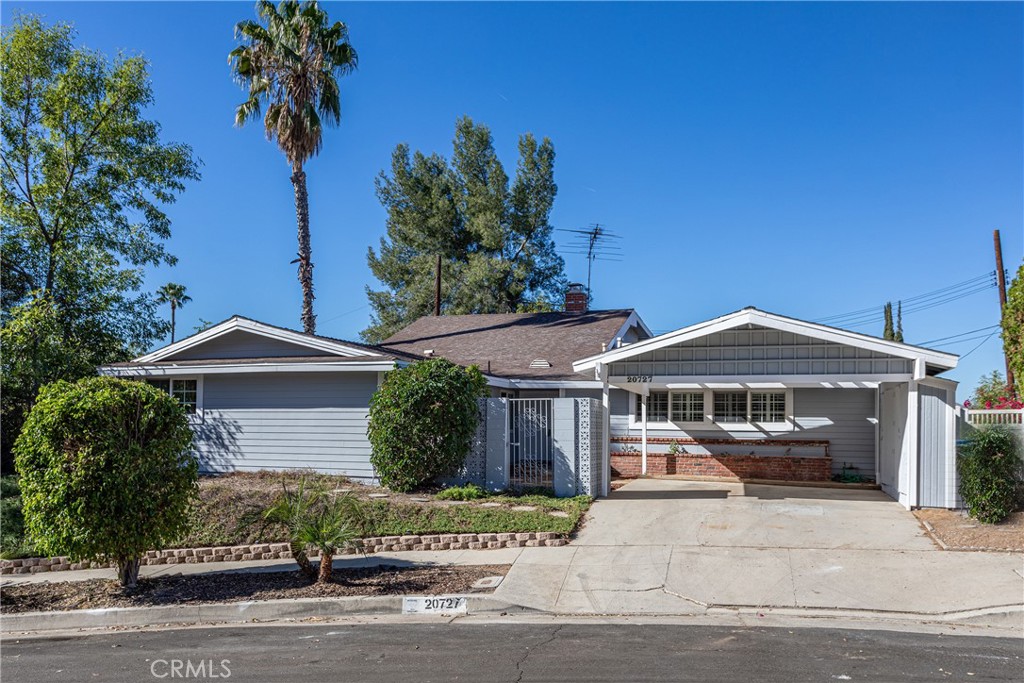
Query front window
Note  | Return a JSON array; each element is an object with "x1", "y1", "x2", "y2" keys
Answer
[
  {"x1": 751, "y1": 391, "x2": 785, "y2": 422},
  {"x1": 148, "y1": 378, "x2": 198, "y2": 415},
  {"x1": 713, "y1": 392, "x2": 747, "y2": 423},
  {"x1": 670, "y1": 392, "x2": 704, "y2": 422},
  {"x1": 635, "y1": 391, "x2": 669, "y2": 421}
]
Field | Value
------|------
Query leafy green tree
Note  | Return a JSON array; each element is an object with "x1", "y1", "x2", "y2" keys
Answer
[
  {"x1": 0, "y1": 298, "x2": 126, "y2": 471},
  {"x1": 882, "y1": 302, "x2": 894, "y2": 340},
  {"x1": 363, "y1": 117, "x2": 566, "y2": 342},
  {"x1": 14, "y1": 377, "x2": 197, "y2": 587},
  {"x1": 1002, "y1": 263, "x2": 1024, "y2": 394},
  {"x1": 230, "y1": 0, "x2": 357, "y2": 335},
  {"x1": 894, "y1": 301, "x2": 904, "y2": 343},
  {"x1": 367, "y1": 358, "x2": 487, "y2": 491},
  {"x1": 155, "y1": 283, "x2": 191, "y2": 343},
  {"x1": 1, "y1": 16, "x2": 198, "y2": 465}
]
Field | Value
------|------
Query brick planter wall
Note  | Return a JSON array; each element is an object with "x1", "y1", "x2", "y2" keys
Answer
[
  {"x1": 0, "y1": 532, "x2": 568, "y2": 575},
  {"x1": 611, "y1": 451, "x2": 832, "y2": 482}
]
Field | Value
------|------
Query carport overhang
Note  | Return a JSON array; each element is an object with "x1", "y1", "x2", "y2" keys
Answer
[{"x1": 573, "y1": 308, "x2": 959, "y2": 507}]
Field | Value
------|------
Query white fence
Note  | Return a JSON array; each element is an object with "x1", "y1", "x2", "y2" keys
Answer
[{"x1": 964, "y1": 409, "x2": 1023, "y2": 427}]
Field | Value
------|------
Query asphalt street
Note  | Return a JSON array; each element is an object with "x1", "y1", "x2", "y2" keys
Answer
[{"x1": 2, "y1": 621, "x2": 1021, "y2": 682}]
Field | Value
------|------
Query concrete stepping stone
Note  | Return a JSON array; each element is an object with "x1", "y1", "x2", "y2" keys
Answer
[
  {"x1": 548, "y1": 510, "x2": 570, "y2": 518},
  {"x1": 409, "y1": 497, "x2": 430, "y2": 503},
  {"x1": 510, "y1": 505, "x2": 538, "y2": 512},
  {"x1": 368, "y1": 493, "x2": 389, "y2": 499},
  {"x1": 478, "y1": 502, "x2": 502, "y2": 508}
]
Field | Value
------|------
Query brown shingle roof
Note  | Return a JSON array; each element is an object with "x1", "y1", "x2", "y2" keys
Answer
[{"x1": 381, "y1": 310, "x2": 638, "y2": 379}]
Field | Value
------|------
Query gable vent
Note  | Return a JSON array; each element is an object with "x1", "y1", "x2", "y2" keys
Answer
[{"x1": 529, "y1": 359, "x2": 552, "y2": 368}]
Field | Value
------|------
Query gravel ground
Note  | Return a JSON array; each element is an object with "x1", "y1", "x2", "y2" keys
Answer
[
  {"x1": 0, "y1": 564, "x2": 509, "y2": 614},
  {"x1": 914, "y1": 508, "x2": 1024, "y2": 551}
]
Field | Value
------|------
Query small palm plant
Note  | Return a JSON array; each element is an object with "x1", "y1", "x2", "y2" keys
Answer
[
  {"x1": 296, "y1": 492, "x2": 363, "y2": 583},
  {"x1": 261, "y1": 477, "x2": 364, "y2": 582}
]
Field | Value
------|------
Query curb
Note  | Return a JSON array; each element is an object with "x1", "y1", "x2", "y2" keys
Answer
[{"x1": 0, "y1": 595, "x2": 535, "y2": 633}]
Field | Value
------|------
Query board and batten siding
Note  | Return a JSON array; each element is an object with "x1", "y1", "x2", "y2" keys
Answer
[
  {"x1": 608, "y1": 387, "x2": 875, "y2": 478},
  {"x1": 192, "y1": 372, "x2": 378, "y2": 479},
  {"x1": 918, "y1": 383, "x2": 955, "y2": 508},
  {"x1": 170, "y1": 330, "x2": 331, "y2": 360}
]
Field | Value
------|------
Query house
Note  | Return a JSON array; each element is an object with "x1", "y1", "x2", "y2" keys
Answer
[{"x1": 100, "y1": 297, "x2": 961, "y2": 510}]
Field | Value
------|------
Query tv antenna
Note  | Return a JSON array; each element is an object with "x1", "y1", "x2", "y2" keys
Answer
[{"x1": 558, "y1": 223, "x2": 622, "y2": 303}]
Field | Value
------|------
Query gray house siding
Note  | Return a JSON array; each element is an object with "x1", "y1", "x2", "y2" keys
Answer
[
  {"x1": 193, "y1": 372, "x2": 378, "y2": 479},
  {"x1": 171, "y1": 331, "x2": 332, "y2": 360},
  {"x1": 608, "y1": 387, "x2": 875, "y2": 478},
  {"x1": 608, "y1": 326, "x2": 912, "y2": 378},
  {"x1": 918, "y1": 383, "x2": 953, "y2": 508}
]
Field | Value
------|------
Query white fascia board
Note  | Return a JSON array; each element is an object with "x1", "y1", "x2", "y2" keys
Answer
[
  {"x1": 573, "y1": 309, "x2": 958, "y2": 372},
  {"x1": 99, "y1": 361, "x2": 398, "y2": 376},
  {"x1": 609, "y1": 374, "x2": 905, "y2": 390},
  {"x1": 610, "y1": 310, "x2": 654, "y2": 345},
  {"x1": 135, "y1": 317, "x2": 380, "y2": 363}
]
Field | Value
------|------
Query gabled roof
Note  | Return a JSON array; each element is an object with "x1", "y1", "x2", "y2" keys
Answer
[
  {"x1": 573, "y1": 307, "x2": 959, "y2": 375},
  {"x1": 133, "y1": 316, "x2": 421, "y2": 364},
  {"x1": 381, "y1": 309, "x2": 649, "y2": 380}
]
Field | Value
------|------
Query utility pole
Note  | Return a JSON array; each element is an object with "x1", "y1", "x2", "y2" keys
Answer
[
  {"x1": 434, "y1": 253, "x2": 442, "y2": 317},
  {"x1": 994, "y1": 230, "x2": 1013, "y2": 389}
]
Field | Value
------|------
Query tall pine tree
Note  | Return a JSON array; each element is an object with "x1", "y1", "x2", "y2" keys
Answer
[
  {"x1": 363, "y1": 117, "x2": 566, "y2": 342},
  {"x1": 882, "y1": 302, "x2": 895, "y2": 340},
  {"x1": 894, "y1": 301, "x2": 904, "y2": 343}
]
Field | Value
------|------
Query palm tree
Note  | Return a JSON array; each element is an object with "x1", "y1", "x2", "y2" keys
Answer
[
  {"x1": 229, "y1": 1, "x2": 358, "y2": 334},
  {"x1": 155, "y1": 283, "x2": 192, "y2": 343},
  {"x1": 261, "y1": 477, "x2": 364, "y2": 583}
]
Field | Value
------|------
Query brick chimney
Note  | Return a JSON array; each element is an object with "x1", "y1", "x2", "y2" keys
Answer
[{"x1": 565, "y1": 283, "x2": 588, "y2": 314}]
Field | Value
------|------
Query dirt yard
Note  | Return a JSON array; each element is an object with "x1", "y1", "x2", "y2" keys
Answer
[
  {"x1": 914, "y1": 509, "x2": 1024, "y2": 552},
  {"x1": 0, "y1": 564, "x2": 509, "y2": 614}
]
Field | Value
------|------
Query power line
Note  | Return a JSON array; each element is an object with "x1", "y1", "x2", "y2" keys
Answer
[
  {"x1": 959, "y1": 332, "x2": 1000, "y2": 360},
  {"x1": 814, "y1": 272, "x2": 997, "y2": 327},
  {"x1": 918, "y1": 324, "x2": 1001, "y2": 346}
]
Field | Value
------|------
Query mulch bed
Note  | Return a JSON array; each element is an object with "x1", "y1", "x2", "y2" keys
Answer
[
  {"x1": 914, "y1": 509, "x2": 1024, "y2": 552},
  {"x1": 0, "y1": 564, "x2": 509, "y2": 614}
]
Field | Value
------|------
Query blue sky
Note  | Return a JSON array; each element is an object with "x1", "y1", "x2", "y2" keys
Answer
[{"x1": 5, "y1": 1, "x2": 1022, "y2": 394}]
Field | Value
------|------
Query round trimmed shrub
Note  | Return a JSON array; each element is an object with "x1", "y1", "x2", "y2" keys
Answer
[
  {"x1": 14, "y1": 376, "x2": 198, "y2": 586},
  {"x1": 368, "y1": 358, "x2": 486, "y2": 492},
  {"x1": 957, "y1": 426, "x2": 1022, "y2": 524}
]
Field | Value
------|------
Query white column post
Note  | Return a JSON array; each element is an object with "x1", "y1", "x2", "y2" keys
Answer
[
  {"x1": 641, "y1": 393, "x2": 648, "y2": 476},
  {"x1": 873, "y1": 384, "x2": 881, "y2": 485},
  {"x1": 907, "y1": 379, "x2": 920, "y2": 509},
  {"x1": 599, "y1": 363, "x2": 611, "y2": 497}
]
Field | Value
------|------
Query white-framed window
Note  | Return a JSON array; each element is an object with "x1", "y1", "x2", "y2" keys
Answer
[
  {"x1": 671, "y1": 391, "x2": 704, "y2": 423},
  {"x1": 751, "y1": 391, "x2": 786, "y2": 422},
  {"x1": 713, "y1": 391, "x2": 747, "y2": 423},
  {"x1": 147, "y1": 377, "x2": 202, "y2": 418},
  {"x1": 712, "y1": 389, "x2": 790, "y2": 426}
]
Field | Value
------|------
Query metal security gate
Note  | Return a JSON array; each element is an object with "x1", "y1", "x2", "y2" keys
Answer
[{"x1": 507, "y1": 399, "x2": 554, "y2": 490}]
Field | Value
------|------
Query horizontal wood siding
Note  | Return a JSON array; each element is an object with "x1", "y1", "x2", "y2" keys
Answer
[
  {"x1": 609, "y1": 388, "x2": 875, "y2": 478},
  {"x1": 193, "y1": 372, "x2": 378, "y2": 479},
  {"x1": 170, "y1": 330, "x2": 330, "y2": 360}
]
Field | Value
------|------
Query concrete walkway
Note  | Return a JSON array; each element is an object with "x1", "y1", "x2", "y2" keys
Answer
[{"x1": 493, "y1": 479, "x2": 1024, "y2": 616}]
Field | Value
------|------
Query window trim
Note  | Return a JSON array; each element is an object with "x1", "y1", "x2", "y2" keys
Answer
[
  {"x1": 629, "y1": 388, "x2": 793, "y2": 431},
  {"x1": 147, "y1": 376, "x2": 204, "y2": 423}
]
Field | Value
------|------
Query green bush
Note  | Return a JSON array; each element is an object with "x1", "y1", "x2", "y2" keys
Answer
[
  {"x1": 368, "y1": 358, "x2": 486, "y2": 492},
  {"x1": 14, "y1": 377, "x2": 198, "y2": 587},
  {"x1": 435, "y1": 483, "x2": 487, "y2": 501},
  {"x1": 957, "y1": 426, "x2": 1023, "y2": 524},
  {"x1": 0, "y1": 475, "x2": 34, "y2": 559}
]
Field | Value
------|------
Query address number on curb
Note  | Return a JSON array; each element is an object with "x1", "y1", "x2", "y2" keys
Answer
[{"x1": 402, "y1": 596, "x2": 468, "y2": 615}]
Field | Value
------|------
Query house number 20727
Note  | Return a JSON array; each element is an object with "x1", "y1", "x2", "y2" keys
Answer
[{"x1": 626, "y1": 375, "x2": 652, "y2": 383}]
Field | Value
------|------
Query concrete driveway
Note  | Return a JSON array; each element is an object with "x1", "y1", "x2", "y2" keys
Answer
[{"x1": 494, "y1": 479, "x2": 1024, "y2": 617}]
